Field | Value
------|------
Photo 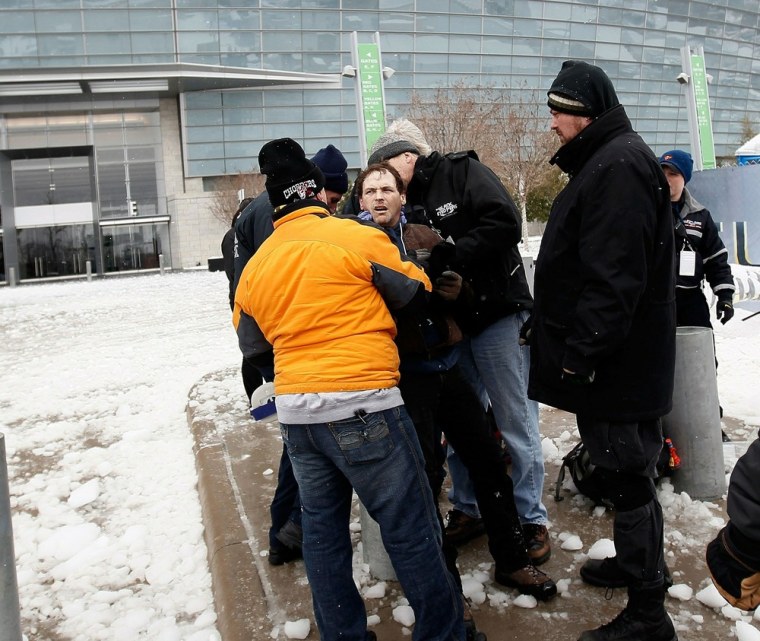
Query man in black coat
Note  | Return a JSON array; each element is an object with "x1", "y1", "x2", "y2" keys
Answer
[{"x1": 525, "y1": 60, "x2": 677, "y2": 641}]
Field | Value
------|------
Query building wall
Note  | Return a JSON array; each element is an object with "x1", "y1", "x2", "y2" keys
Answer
[{"x1": 2, "y1": 0, "x2": 760, "y2": 278}]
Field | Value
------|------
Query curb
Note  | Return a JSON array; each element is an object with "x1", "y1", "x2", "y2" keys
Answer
[{"x1": 187, "y1": 373, "x2": 270, "y2": 641}]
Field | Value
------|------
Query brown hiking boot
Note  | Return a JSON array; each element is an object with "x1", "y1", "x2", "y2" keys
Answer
[
  {"x1": 523, "y1": 523, "x2": 551, "y2": 565},
  {"x1": 445, "y1": 509, "x2": 486, "y2": 546},
  {"x1": 494, "y1": 563, "x2": 558, "y2": 601}
]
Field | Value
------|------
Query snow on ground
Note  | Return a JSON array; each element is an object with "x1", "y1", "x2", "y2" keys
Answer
[
  {"x1": 1, "y1": 270, "x2": 237, "y2": 641},
  {"x1": 1, "y1": 260, "x2": 759, "y2": 640}
]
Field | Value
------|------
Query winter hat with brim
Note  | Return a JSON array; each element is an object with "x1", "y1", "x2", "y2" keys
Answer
[
  {"x1": 659, "y1": 150, "x2": 693, "y2": 184},
  {"x1": 259, "y1": 138, "x2": 325, "y2": 208},
  {"x1": 367, "y1": 137, "x2": 420, "y2": 166},
  {"x1": 547, "y1": 60, "x2": 620, "y2": 118},
  {"x1": 312, "y1": 144, "x2": 348, "y2": 194}
]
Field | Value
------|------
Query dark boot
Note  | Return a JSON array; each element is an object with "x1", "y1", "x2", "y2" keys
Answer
[
  {"x1": 494, "y1": 564, "x2": 558, "y2": 601},
  {"x1": 523, "y1": 523, "x2": 551, "y2": 565},
  {"x1": 581, "y1": 556, "x2": 673, "y2": 589},
  {"x1": 577, "y1": 584, "x2": 677, "y2": 641}
]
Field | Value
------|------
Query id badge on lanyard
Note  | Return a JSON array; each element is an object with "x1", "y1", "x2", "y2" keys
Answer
[{"x1": 679, "y1": 248, "x2": 696, "y2": 277}]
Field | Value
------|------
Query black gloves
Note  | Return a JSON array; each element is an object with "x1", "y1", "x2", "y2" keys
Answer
[
  {"x1": 717, "y1": 299, "x2": 734, "y2": 325},
  {"x1": 427, "y1": 242, "x2": 457, "y2": 281}
]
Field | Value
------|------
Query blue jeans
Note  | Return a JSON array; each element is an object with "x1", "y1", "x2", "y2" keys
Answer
[
  {"x1": 281, "y1": 406, "x2": 464, "y2": 641},
  {"x1": 447, "y1": 312, "x2": 548, "y2": 525}
]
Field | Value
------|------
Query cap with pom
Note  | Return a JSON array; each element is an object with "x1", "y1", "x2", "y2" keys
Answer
[{"x1": 259, "y1": 138, "x2": 325, "y2": 207}]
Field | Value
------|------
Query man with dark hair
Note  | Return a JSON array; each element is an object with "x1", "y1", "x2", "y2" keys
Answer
[
  {"x1": 234, "y1": 138, "x2": 464, "y2": 641},
  {"x1": 356, "y1": 162, "x2": 556, "y2": 636},
  {"x1": 526, "y1": 60, "x2": 677, "y2": 640},
  {"x1": 365, "y1": 120, "x2": 551, "y2": 568}
]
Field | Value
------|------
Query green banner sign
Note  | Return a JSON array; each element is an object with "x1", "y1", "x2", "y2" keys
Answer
[
  {"x1": 690, "y1": 54, "x2": 716, "y2": 170},
  {"x1": 357, "y1": 43, "x2": 387, "y2": 153}
]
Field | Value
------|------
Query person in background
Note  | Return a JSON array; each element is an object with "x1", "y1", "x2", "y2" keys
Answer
[
  {"x1": 659, "y1": 149, "x2": 735, "y2": 438},
  {"x1": 526, "y1": 60, "x2": 677, "y2": 641},
  {"x1": 231, "y1": 144, "x2": 349, "y2": 566},
  {"x1": 365, "y1": 119, "x2": 551, "y2": 567},
  {"x1": 234, "y1": 138, "x2": 464, "y2": 641},
  {"x1": 221, "y1": 198, "x2": 262, "y2": 403},
  {"x1": 706, "y1": 430, "x2": 760, "y2": 611}
]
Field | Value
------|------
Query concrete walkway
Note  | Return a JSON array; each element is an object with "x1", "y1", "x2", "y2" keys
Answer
[{"x1": 188, "y1": 368, "x2": 751, "y2": 641}]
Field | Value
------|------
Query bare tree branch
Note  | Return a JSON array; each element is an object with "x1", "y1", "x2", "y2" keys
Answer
[
  {"x1": 403, "y1": 81, "x2": 564, "y2": 238},
  {"x1": 208, "y1": 172, "x2": 265, "y2": 226}
]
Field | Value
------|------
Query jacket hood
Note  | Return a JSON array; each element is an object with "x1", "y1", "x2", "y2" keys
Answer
[{"x1": 550, "y1": 104, "x2": 633, "y2": 176}]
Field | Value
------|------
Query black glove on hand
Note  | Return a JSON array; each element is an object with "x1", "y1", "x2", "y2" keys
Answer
[
  {"x1": 717, "y1": 299, "x2": 734, "y2": 324},
  {"x1": 427, "y1": 242, "x2": 457, "y2": 281}
]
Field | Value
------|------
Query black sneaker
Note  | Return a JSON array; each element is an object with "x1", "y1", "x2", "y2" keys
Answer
[
  {"x1": 580, "y1": 556, "x2": 674, "y2": 590},
  {"x1": 445, "y1": 509, "x2": 486, "y2": 546},
  {"x1": 577, "y1": 601, "x2": 677, "y2": 641},
  {"x1": 268, "y1": 545, "x2": 302, "y2": 566}
]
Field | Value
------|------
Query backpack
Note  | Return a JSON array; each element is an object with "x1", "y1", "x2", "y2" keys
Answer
[{"x1": 554, "y1": 437, "x2": 680, "y2": 507}]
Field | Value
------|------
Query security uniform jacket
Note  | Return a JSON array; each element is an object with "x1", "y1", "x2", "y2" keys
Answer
[
  {"x1": 528, "y1": 104, "x2": 676, "y2": 421},
  {"x1": 405, "y1": 151, "x2": 533, "y2": 335},
  {"x1": 233, "y1": 199, "x2": 431, "y2": 395},
  {"x1": 674, "y1": 188, "x2": 735, "y2": 323}
]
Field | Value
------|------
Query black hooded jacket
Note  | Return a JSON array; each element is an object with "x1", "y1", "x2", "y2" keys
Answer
[
  {"x1": 528, "y1": 104, "x2": 676, "y2": 421},
  {"x1": 404, "y1": 150, "x2": 533, "y2": 335}
]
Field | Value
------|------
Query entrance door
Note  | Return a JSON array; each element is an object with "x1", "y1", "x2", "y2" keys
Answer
[{"x1": 11, "y1": 155, "x2": 97, "y2": 280}]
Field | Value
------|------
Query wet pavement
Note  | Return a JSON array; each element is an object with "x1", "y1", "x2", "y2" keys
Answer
[{"x1": 188, "y1": 367, "x2": 758, "y2": 641}]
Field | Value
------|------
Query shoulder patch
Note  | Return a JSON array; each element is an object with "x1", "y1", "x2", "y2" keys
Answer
[{"x1": 446, "y1": 150, "x2": 479, "y2": 162}]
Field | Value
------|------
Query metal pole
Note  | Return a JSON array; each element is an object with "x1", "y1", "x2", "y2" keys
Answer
[
  {"x1": 8, "y1": 267, "x2": 17, "y2": 288},
  {"x1": 159, "y1": 254, "x2": 165, "y2": 275},
  {"x1": 662, "y1": 326, "x2": 726, "y2": 499},
  {"x1": 358, "y1": 503, "x2": 396, "y2": 581},
  {"x1": 86, "y1": 260, "x2": 92, "y2": 282},
  {"x1": 0, "y1": 434, "x2": 22, "y2": 641}
]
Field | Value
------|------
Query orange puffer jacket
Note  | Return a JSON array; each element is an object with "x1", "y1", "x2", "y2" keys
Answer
[{"x1": 234, "y1": 204, "x2": 431, "y2": 395}]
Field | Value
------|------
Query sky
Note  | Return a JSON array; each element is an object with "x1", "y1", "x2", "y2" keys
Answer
[{"x1": 0, "y1": 263, "x2": 759, "y2": 641}]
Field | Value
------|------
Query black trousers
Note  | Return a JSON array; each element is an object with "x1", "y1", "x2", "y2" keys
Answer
[
  {"x1": 576, "y1": 414, "x2": 667, "y2": 587},
  {"x1": 399, "y1": 364, "x2": 529, "y2": 574}
]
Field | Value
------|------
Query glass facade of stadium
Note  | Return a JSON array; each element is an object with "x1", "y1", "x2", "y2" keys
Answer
[{"x1": 1, "y1": 0, "x2": 759, "y2": 283}]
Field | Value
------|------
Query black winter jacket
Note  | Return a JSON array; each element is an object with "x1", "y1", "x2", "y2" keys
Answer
[
  {"x1": 673, "y1": 189, "x2": 735, "y2": 300},
  {"x1": 528, "y1": 105, "x2": 676, "y2": 421},
  {"x1": 727, "y1": 432, "x2": 760, "y2": 552},
  {"x1": 232, "y1": 191, "x2": 275, "y2": 298},
  {"x1": 405, "y1": 151, "x2": 533, "y2": 334}
]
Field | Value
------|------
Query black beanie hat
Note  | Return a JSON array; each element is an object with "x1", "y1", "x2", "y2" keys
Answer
[
  {"x1": 547, "y1": 60, "x2": 620, "y2": 118},
  {"x1": 259, "y1": 138, "x2": 325, "y2": 207},
  {"x1": 312, "y1": 144, "x2": 348, "y2": 194}
]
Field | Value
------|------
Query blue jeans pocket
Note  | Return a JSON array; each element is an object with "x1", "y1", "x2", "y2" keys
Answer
[{"x1": 328, "y1": 412, "x2": 394, "y2": 465}]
